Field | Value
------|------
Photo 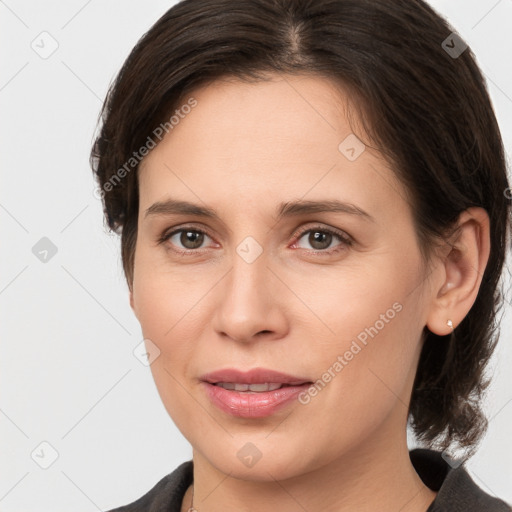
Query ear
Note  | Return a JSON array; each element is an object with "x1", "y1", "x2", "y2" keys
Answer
[{"x1": 425, "y1": 207, "x2": 490, "y2": 336}]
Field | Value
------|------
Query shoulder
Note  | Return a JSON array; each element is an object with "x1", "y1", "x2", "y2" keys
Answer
[
  {"x1": 410, "y1": 449, "x2": 511, "y2": 512},
  {"x1": 105, "y1": 460, "x2": 193, "y2": 512}
]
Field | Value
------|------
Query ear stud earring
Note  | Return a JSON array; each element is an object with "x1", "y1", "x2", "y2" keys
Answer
[{"x1": 447, "y1": 319, "x2": 454, "y2": 331}]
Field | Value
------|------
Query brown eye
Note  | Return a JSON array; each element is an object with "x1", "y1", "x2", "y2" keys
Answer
[
  {"x1": 179, "y1": 230, "x2": 205, "y2": 249},
  {"x1": 308, "y1": 231, "x2": 333, "y2": 250},
  {"x1": 293, "y1": 226, "x2": 353, "y2": 254},
  {"x1": 162, "y1": 229, "x2": 212, "y2": 251}
]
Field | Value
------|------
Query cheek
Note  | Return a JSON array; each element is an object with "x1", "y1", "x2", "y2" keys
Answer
[
  {"x1": 132, "y1": 241, "x2": 210, "y2": 340},
  {"x1": 132, "y1": 256, "x2": 211, "y2": 435},
  {"x1": 293, "y1": 258, "x2": 422, "y2": 415},
  {"x1": 289, "y1": 256, "x2": 408, "y2": 347}
]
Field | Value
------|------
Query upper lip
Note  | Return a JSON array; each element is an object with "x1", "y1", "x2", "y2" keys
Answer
[{"x1": 200, "y1": 367, "x2": 312, "y2": 386}]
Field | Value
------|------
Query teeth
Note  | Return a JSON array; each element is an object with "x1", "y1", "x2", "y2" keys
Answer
[{"x1": 216, "y1": 382, "x2": 284, "y2": 392}]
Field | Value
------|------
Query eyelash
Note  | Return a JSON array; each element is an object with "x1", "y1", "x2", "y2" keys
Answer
[{"x1": 158, "y1": 224, "x2": 353, "y2": 256}]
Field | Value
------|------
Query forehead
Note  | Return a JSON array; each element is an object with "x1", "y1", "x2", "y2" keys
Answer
[
  {"x1": 164, "y1": 74, "x2": 357, "y2": 161},
  {"x1": 138, "y1": 74, "x2": 409, "y2": 224}
]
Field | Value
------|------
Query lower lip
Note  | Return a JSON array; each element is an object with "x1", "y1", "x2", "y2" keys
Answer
[{"x1": 201, "y1": 382, "x2": 311, "y2": 418}]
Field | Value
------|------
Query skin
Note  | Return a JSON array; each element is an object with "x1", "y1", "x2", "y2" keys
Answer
[{"x1": 129, "y1": 74, "x2": 490, "y2": 512}]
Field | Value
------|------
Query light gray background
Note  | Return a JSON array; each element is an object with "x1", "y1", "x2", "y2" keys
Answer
[{"x1": 1, "y1": 1, "x2": 511, "y2": 510}]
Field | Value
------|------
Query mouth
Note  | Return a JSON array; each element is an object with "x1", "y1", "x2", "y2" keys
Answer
[{"x1": 199, "y1": 368, "x2": 313, "y2": 418}]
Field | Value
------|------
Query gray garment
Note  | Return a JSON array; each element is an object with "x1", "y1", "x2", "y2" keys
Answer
[{"x1": 107, "y1": 449, "x2": 511, "y2": 511}]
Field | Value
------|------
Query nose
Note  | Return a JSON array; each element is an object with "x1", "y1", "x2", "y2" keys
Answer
[{"x1": 211, "y1": 247, "x2": 288, "y2": 344}]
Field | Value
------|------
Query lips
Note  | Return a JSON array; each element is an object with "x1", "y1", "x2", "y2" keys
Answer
[{"x1": 200, "y1": 368, "x2": 313, "y2": 418}]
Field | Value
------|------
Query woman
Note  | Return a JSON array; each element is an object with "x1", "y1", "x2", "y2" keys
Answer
[{"x1": 91, "y1": 0, "x2": 512, "y2": 510}]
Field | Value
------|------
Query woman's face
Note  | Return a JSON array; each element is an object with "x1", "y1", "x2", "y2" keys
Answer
[{"x1": 131, "y1": 74, "x2": 436, "y2": 479}]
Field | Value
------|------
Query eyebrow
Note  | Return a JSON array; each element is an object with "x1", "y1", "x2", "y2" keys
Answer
[{"x1": 144, "y1": 198, "x2": 375, "y2": 223}]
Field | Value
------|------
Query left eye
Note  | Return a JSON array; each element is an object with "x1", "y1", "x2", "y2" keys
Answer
[{"x1": 294, "y1": 228, "x2": 351, "y2": 252}]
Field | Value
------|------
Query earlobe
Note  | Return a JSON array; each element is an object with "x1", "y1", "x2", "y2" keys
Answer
[{"x1": 425, "y1": 207, "x2": 490, "y2": 336}]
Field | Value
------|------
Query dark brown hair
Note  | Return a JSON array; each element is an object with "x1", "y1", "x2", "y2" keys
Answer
[{"x1": 90, "y1": 0, "x2": 511, "y2": 456}]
